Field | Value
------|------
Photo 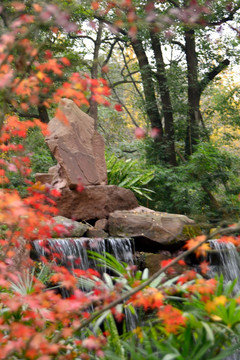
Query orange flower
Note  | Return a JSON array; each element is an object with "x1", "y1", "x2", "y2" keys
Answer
[
  {"x1": 158, "y1": 305, "x2": 186, "y2": 333},
  {"x1": 184, "y1": 235, "x2": 209, "y2": 258}
]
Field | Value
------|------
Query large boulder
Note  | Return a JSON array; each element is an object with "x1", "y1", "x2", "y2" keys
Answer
[
  {"x1": 55, "y1": 185, "x2": 139, "y2": 221},
  {"x1": 46, "y1": 98, "x2": 107, "y2": 188},
  {"x1": 108, "y1": 206, "x2": 196, "y2": 246}
]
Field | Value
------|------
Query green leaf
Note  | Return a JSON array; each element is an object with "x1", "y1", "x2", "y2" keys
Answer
[
  {"x1": 142, "y1": 268, "x2": 149, "y2": 280},
  {"x1": 201, "y1": 322, "x2": 214, "y2": 343},
  {"x1": 162, "y1": 355, "x2": 178, "y2": 360}
]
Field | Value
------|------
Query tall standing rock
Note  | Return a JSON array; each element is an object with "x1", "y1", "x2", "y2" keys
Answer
[{"x1": 46, "y1": 98, "x2": 107, "y2": 188}]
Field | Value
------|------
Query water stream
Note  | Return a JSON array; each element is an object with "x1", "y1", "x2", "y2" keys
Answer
[
  {"x1": 208, "y1": 240, "x2": 240, "y2": 360},
  {"x1": 34, "y1": 237, "x2": 134, "y2": 271},
  {"x1": 33, "y1": 237, "x2": 136, "y2": 329},
  {"x1": 208, "y1": 240, "x2": 240, "y2": 294}
]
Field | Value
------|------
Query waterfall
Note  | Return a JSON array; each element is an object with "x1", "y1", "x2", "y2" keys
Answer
[
  {"x1": 33, "y1": 237, "x2": 137, "y2": 329},
  {"x1": 208, "y1": 240, "x2": 240, "y2": 294},
  {"x1": 107, "y1": 237, "x2": 134, "y2": 265},
  {"x1": 208, "y1": 240, "x2": 240, "y2": 360},
  {"x1": 33, "y1": 237, "x2": 134, "y2": 270}
]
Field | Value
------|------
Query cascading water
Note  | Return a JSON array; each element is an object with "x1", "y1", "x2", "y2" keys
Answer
[
  {"x1": 208, "y1": 240, "x2": 240, "y2": 293},
  {"x1": 33, "y1": 237, "x2": 137, "y2": 329},
  {"x1": 33, "y1": 237, "x2": 134, "y2": 270},
  {"x1": 34, "y1": 238, "x2": 106, "y2": 272},
  {"x1": 208, "y1": 240, "x2": 240, "y2": 360},
  {"x1": 107, "y1": 237, "x2": 134, "y2": 265}
]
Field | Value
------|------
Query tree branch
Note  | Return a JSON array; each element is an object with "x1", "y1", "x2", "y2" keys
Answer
[
  {"x1": 111, "y1": 80, "x2": 141, "y2": 88},
  {"x1": 119, "y1": 45, "x2": 145, "y2": 103},
  {"x1": 94, "y1": 15, "x2": 128, "y2": 37},
  {"x1": 14, "y1": 111, "x2": 39, "y2": 119},
  {"x1": 125, "y1": 70, "x2": 140, "y2": 77},
  {"x1": 171, "y1": 40, "x2": 186, "y2": 52},
  {"x1": 0, "y1": 11, "x2": 9, "y2": 28},
  {"x1": 68, "y1": 34, "x2": 95, "y2": 43},
  {"x1": 106, "y1": 74, "x2": 139, "y2": 127},
  {"x1": 102, "y1": 38, "x2": 119, "y2": 67},
  {"x1": 207, "y1": 6, "x2": 240, "y2": 26},
  {"x1": 7, "y1": 101, "x2": 39, "y2": 119},
  {"x1": 199, "y1": 59, "x2": 230, "y2": 93},
  {"x1": 167, "y1": 0, "x2": 180, "y2": 8}
]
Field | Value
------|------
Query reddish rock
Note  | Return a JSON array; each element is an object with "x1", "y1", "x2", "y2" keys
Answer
[
  {"x1": 108, "y1": 209, "x2": 195, "y2": 245},
  {"x1": 55, "y1": 185, "x2": 138, "y2": 221},
  {"x1": 48, "y1": 165, "x2": 58, "y2": 174},
  {"x1": 46, "y1": 98, "x2": 107, "y2": 188},
  {"x1": 9, "y1": 237, "x2": 32, "y2": 272},
  {"x1": 35, "y1": 165, "x2": 60, "y2": 186}
]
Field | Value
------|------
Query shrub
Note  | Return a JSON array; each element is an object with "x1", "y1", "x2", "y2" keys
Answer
[
  {"x1": 146, "y1": 143, "x2": 240, "y2": 221},
  {"x1": 106, "y1": 152, "x2": 154, "y2": 202},
  {"x1": 26, "y1": 127, "x2": 56, "y2": 175}
]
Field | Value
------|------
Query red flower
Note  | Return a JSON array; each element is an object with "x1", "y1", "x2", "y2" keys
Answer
[{"x1": 114, "y1": 104, "x2": 123, "y2": 112}]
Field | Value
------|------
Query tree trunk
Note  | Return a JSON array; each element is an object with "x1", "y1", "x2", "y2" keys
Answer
[
  {"x1": 149, "y1": 31, "x2": 177, "y2": 166},
  {"x1": 131, "y1": 38, "x2": 163, "y2": 138},
  {"x1": 184, "y1": 29, "x2": 201, "y2": 156}
]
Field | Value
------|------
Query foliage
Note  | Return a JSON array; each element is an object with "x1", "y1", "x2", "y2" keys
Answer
[
  {"x1": 79, "y1": 250, "x2": 240, "y2": 360},
  {"x1": 2, "y1": 128, "x2": 56, "y2": 196},
  {"x1": 144, "y1": 142, "x2": 240, "y2": 220},
  {"x1": 106, "y1": 152, "x2": 154, "y2": 201},
  {"x1": 1, "y1": 1, "x2": 240, "y2": 360},
  {"x1": 26, "y1": 128, "x2": 56, "y2": 175},
  {"x1": 201, "y1": 72, "x2": 240, "y2": 154}
]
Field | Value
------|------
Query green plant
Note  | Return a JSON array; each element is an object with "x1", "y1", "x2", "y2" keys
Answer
[
  {"x1": 78, "y1": 250, "x2": 240, "y2": 360},
  {"x1": 108, "y1": 325, "x2": 240, "y2": 360},
  {"x1": 106, "y1": 153, "x2": 154, "y2": 202},
  {"x1": 3, "y1": 128, "x2": 56, "y2": 196},
  {"x1": 9, "y1": 270, "x2": 35, "y2": 296},
  {"x1": 26, "y1": 127, "x2": 56, "y2": 175},
  {"x1": 144, "y1": 142, "x2": 240, "y2": 221},
  {"x1": 9, "y1": 264, "x2": 55, "y2": 295}
]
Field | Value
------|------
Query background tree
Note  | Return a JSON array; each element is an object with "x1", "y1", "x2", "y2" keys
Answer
[{"x1": 78, "y1": 0, "x2": 240, "y2": 163}]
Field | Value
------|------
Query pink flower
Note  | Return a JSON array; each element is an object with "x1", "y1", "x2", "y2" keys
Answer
[
  {"x1": 135, "y1": 127, "x2": 146, "y2": 139},
  {"x1": 150, "y1": 127, "x2": 161, "y2": 139}
]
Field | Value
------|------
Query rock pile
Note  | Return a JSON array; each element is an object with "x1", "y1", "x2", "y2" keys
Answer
[{"x1": 36, "y1": 99, "x2": 196, "y2": 247}]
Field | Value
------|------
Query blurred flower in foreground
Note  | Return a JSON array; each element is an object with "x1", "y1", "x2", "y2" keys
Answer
[{"x1": 135, "y1": 127, "x2": 146, "y2": 139}]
